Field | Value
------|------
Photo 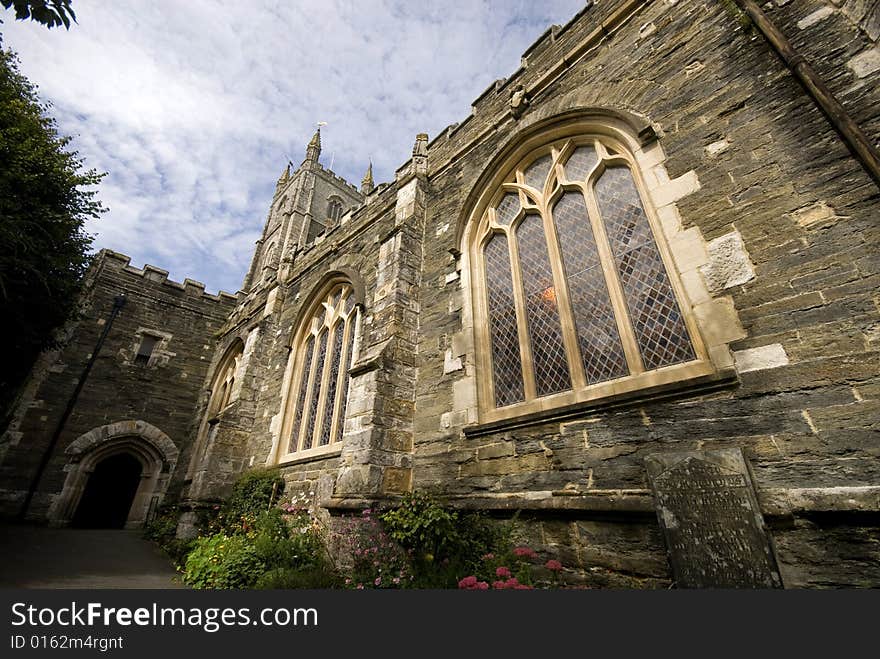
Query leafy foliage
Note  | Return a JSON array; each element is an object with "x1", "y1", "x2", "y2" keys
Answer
[
  {"x1": 255, "y1": 566, "x2": 343, "y2": 590},
  {"x1": 183, "y1": 534, "x2": 265, "y2": 590},
  {"x1": 0, "y1": 44, "x2": 104, "y2": 424},
  {"x1": 179, "y1": 471, "x2": 337, "y2": 589},
  {"x1": 335, "y1": 510, "x2": 412, "y2": 589},
  {"x1": 173, "y1": 482, "x2": 560, "y2": 590},
  {"x1": 378, "y1": 491, "x2": 508, "y2": 585},
  {"x1": 209, "y1": 468, "x2": 284, "y2": 535},
  {"x1": 142, "y1": 505, "x2": 194, "y2": 568},
  {"x1": 1, "y1": 1, "x2": 76, "y2": 29}
]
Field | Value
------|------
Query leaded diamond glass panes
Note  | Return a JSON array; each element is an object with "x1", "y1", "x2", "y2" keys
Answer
[
  {"x1": 302, "y1": 329, "x2": 328, "y2": 450},
  {"x1": 524, "y1": 154, "x2": 552, "y2": 191},
  {"x1": 517, "y1": 215, "x2": 572, "y2": 396},
  {"x1": 476, "y1": 137, "x2": 700, "y2": 416},
  {"x1": 552, "y1": 192, "x2": 628, "y2": 384},
  {"x1": 595, "y1": 166, "x2": 694, "y2": 369},
  {"x1": 288, "y1": 335, "x2": 315, "y2": 453},
  {"x1": 564, "y1": 146, "x2": 598, "y2": 182},
  {"x1": 286, "y1": 283, "x2": 359, "y2": 454},
  {"x1": 319, "y1": 321, "x2": 345, "y2": 447},
  {"x1": 484, "y1": 234, "x2": 524, "y2": 406},
  {"x1": 494, "y1": 193, "x2": 520, "y2": 226},
  {"x1": 332, "y1": 325, "x2": 356, "y2": 445}
]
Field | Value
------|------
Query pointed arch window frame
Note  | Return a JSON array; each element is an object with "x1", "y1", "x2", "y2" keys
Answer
[
  {"x1": 470, "y1": 133, "x2": 715, "y2": 424},
  {"x1": 275, "y1": 279, "x2": 362, "y2": 464},
  {"x1": 186, "y1": 339, "x2": 244, "y2": 479},
  {"x1": 327, "y1": 196, "x2": 345, "y2": 224}
]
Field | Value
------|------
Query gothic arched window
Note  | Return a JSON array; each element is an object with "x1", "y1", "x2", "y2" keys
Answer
[
  {"x1": 471, "y1": 134, "x2": 709, "y2": 420},
  {"x1": 327, "y1": 197, "x2": 345, "y2": 223},
  {"x1": 186, "y1": 340, "x2": 243, "y2": 478},
  {"x1": 282, "y1": 282, "x2": 360, "y2": 456}
]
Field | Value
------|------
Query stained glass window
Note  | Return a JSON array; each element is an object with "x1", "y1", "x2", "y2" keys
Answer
[
  {"x1": 286, "y1": 283, "x2": 359, "y2": 453},
  {"x1": 477, "y1": 138, "x2": 698, "y2": 413}
]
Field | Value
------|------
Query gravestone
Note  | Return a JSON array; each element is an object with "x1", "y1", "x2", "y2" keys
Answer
[{"x1": 645, "y1": 448, "x2": 782, "y2": 588}]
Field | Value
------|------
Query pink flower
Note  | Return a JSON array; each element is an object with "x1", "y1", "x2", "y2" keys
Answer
[
  {"x1": 356, "y1": 584, "x2": 364, "y2": 590},
  {"x1": 492, "y1": 580, "x2": 508, "y2": 590},
  {"x1": 458, "y1": 576, "x2": 478, "y2": 589},
  {"x1": 505, "y1": 577, "x2": 520, "y2": 588},
  {"x1": 545, "y1": 559, "x2": 563, "y2": 572},
  {"x1": 513, "y1": 546, "x2": 538, "y2": 559},
  {"x1": 392, "y1": 577, "x2": 400, "y2": 585},
  {"x1": 514, "y1": 584, "x2": 534, "y2": 590},
  {"x1": 496, "y1": 566, "x2": 511, "y2": 579},
  {"x1": 374, "y1": 577, "x2": 382, "y2": 586},
  {"x1": 476, "y1": 581, "x2": 489, "y2": 590},
  {"x1": 482, "y1": 553, "x2": 494, "y2": 561}
]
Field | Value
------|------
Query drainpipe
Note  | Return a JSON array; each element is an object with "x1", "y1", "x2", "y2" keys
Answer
[
  {"x1": 733, "y1": 0, "x2": 880, "y2": 188},
  {"x1": 17, "y1": 293, "x2": 127, "y2": 521}
]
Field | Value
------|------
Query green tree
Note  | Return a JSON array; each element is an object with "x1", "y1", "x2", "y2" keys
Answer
[
  {"x1": 1, "y1": 1, "x2": 76, "y2": 29},
  {"x1": 0, "y1": 44, "x2": 105, "y2": 424}
]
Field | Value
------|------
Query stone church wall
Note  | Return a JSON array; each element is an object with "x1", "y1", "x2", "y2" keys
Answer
[
  {"x1": 405, "y1": 0, "x2": 880, "y2": 587},
  {"x1": 4, "y1": 0, "x2": 878, "y2": 587}
]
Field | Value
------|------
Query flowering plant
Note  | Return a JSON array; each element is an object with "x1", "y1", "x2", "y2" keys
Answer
[
  {"x1": 334, "y1": 509, "x2": 411, "y2": 589},
  {"x1": 456, "y1": 546, "x2": 567, "y2": 590}
]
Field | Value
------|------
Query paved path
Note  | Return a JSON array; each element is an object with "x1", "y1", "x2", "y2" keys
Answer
[{"x1": 0, "y1": 525, "x2": 186, "y2": 588}]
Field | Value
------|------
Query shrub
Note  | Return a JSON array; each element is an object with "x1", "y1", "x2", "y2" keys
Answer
[
  {"x1": 183, "y1": 534, "x2": 265, "y2": 589},
  {"x1": 335, "y1": 509, "x2": 411, "y2": 589},
  {"x1": 379, "y1": 491, "x2": 459, "y2": 561},
  {"x1": 211, "y1": 468, "x2": 284, "y2": 535},
  {"x1": 255, "y1": 567, "x2": 343, "y2": 590},
  {"x1": 182, "y1": 480, "x2": 334, "y2": 589},
  {"x1": 378, "y1": 491, "x2": 515, "y2": 587}
]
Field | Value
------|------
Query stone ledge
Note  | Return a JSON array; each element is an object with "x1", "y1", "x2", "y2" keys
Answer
[
  {"x1": 463, "y1": 370, "x2": 738, "y2": 438},
  {"x1": 323, "y1": 486, "x2": 880, "y2": 517},
  {"x1": 759, "y1": 486, "x2": 880, "y2": 517},
  {"x1": 447, "y1": 490, "x2": 655, "y2": 514}
]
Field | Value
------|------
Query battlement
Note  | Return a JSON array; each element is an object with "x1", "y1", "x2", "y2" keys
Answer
[
  {"x1": 98, "y1": 249, "x2": 239, "y2": 303},
  {"x1": 314, "y1": 163, "x2": 362, "y2": 195}
]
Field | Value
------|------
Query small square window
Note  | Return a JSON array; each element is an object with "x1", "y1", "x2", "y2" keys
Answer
[{"x1": 135, "y1": 335, "x2": 159, "y2": 365}]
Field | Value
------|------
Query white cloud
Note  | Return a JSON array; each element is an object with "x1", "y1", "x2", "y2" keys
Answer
[{"x1": 2, "y1": 0, "x2": 586, "y2": 292}]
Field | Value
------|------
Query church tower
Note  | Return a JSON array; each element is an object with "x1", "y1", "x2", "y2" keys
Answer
[{"x1": 242, "y1": 129, "x2": 364, "y2": 291}]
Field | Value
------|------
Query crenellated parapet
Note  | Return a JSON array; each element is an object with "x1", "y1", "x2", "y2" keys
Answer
[{"x1": 98, "y1": 250, "x2": 239, "y2": 304}]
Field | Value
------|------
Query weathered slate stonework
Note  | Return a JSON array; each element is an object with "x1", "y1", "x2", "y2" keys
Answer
[
  {"x1": 0, "y1": 251, "x2": 236, "y2": 524},
  {"x1": 3, "y1": 0, "x2": 878, "y2": 586}
]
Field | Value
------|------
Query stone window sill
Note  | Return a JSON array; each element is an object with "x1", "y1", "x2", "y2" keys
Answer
[
  {"x1": 277, "y1": 443, "x2": 343, "y2": 466},
  {"x1": 463, "y1": 368, "x2": 737, "y2": 438}
]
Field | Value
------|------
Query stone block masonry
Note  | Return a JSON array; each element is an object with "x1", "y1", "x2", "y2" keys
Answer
[
  {"x1": 4, "y1": 0, "x2": 879, "y2": 587},
  {"x1": 0, "y1": 250, "x2": 236, "y2": 523}
]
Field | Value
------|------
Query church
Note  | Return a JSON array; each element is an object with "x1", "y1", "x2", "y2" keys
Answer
[{"x1": 2, "y1": 0, "x2": 878, "y2": 587}]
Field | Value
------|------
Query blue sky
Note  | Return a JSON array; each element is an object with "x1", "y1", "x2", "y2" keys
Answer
[{"x1": 2, "y1": 0, "x2": 587, "y2": 293}]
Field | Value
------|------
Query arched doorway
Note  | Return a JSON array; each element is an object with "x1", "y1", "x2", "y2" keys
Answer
[
  {"x1": 47, "y1": 420, "x2": 179, "y2": 529},
  {"x1": 72, "y1": 453, "x2": 143, "y2": 528}
]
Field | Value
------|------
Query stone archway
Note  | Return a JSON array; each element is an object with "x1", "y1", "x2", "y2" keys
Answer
[{"x1": 47, "y1": 420, "x2": 179, "y2": 529}]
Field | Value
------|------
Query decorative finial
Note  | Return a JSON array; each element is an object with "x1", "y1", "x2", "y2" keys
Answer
[
  {"x1": 275, "y1": 162, "x2": 290, "y2": 191},
  {"x1": 306, "y1": 123, "x2": 325, "y2": 164},
  {"x1": 361, "y1": 160, "x2": 374, "y2": 195}
]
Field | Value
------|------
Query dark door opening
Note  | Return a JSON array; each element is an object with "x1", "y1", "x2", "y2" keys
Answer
[{"x1": 72, "y1": 453, "x2": 142, "y2": 528}]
